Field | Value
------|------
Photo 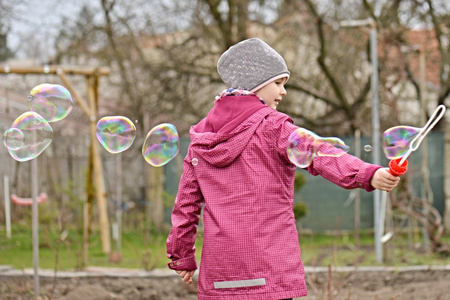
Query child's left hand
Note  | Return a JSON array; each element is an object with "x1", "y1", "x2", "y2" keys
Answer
[
  {"x1": 370, "y1": 168, "x2": 401, "y2": 192},
  {"x1": 176, "y1": 270, "x2": 196, "y2": 284}
]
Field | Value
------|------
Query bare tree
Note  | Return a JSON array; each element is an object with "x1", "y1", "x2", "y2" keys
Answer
[
  {"x1": 0, "y1": 0, "x2": 14, "y2": 61},
  {"x1": 50, "y1": 0, "x2": 450, "y2": 241}
]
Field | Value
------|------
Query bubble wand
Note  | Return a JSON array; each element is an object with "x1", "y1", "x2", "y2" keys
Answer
[{"x1": 388, "y1": 105, "x2": 446, "y2": 176}]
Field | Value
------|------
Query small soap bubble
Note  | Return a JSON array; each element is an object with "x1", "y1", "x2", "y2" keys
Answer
[
  {"x1": 287, "y1": 128, "x2": 348, "y2": 168},
  {"x1": 28, "y1": 83, "x2": 73, "y2": 122},
  {"x1": 3, "y1": 128, "x2": 25, "y2": 150},
  {"x1": 96, "y1": 116, "x2": 136, "y2": 154},
  {"x1": 383, "y1": 126, "x2": 421, "y2": 159},
  {"x1": 4, "y1": 112, "x2": 53, "y2": 162},
  {"x1": 142, "y1": 123, "x2": 179, "y2": 167},
  {"x1": 364, "y1": 145, "x2": 373, "y2": 152}
]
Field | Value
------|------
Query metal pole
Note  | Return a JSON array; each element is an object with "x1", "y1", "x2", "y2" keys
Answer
[
  {"x1": 369, "y1": 22, "x2": 383, "y2": 263},
  {"x1": 31, "y1": 156, "x2": 40, "y2": 298},
  {"x1": 354, "y1": 130, "x2": 361, "y2": 248},
  {"x1": 4, "y1": 175, "x2": 11, "y2": 239},
  {"x1": 419, "y1": 46, "x2": 431, "y2": 251},
  {"x1": 339, "y1": 17, "x2": 382, "y2": 262},
  {"x1": 379, "y1": 191, "x2": 387, "y2": 241}
]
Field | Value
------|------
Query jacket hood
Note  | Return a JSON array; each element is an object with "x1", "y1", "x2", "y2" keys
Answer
[{"x1": 189, "y1": 94, "x2": 274, "y2": 167}]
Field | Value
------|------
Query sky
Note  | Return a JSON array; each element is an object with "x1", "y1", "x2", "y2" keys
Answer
[
  {"x1": 8, "y1": 0, "x2": 91, "y2": 60},
  {"x1": 7, "y1": 0, "x2": 450, "y2": 61}
]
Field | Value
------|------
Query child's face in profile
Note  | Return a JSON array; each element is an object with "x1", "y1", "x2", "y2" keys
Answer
[{"x1": 255, "y1": 77, "x2": 288, "y2": 110}]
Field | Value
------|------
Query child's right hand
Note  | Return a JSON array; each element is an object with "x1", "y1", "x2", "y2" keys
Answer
[
  {"x1": 175, "y1": 270, "x2": 196, "y2": 284},
  {"x1": 370, "y1": 168, "x2": 401, "y2": 192}
]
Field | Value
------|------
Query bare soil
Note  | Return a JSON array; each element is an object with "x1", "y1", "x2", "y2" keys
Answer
[{"x1": 0, "y1": 268, "x2": 449, "y2": 300}]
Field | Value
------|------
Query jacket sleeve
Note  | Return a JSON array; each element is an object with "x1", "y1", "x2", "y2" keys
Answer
[
  {"x1": 272, "y1": 114, "x2": 381, "y2": 192},
  {"x1": 166, "y1": 152, "x2": 204, "y2": 271},
  {"x1": 306, "y1": 152, "x2": 382, "y2": 192}
]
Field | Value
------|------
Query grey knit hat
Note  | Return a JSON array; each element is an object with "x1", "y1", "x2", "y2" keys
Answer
[{"x1": 217, "y1": 38, "x2": 290, "y2": 92}]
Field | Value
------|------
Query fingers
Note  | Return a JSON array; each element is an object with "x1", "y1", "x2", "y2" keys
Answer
[
  {"x1": 187, "y1": 270, "x2": 195, "y2": 284},
  {"x1": 175, "y1": 270, "x2": 195, "y2": 284},
  {"x1": 384, "y1": 171, "x2": 401, "y2": 192},
  {"x1": 371, "y1": 168, "x2": 401, "y2": 192}
]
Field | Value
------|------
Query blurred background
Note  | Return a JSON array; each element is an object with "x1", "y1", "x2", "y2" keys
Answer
[{"x1": 0, "y1": 0, "x2": 450, "y2": 270}]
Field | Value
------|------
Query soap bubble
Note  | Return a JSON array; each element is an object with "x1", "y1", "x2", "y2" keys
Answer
[
  {"x1": 142, "y1": 123, "x2": 179, "y2": 167},
  {"x1": 383, "y1": 126, "x2": 421, "y2": 159},
  {"x1": 96, "y1": 116, "x2": 136, "y2": 154},
  {"x1": 3, "y1": 128, "x2": 25, "y2": 150},
  {"x1": 364, "y1": 145, "x2": 373, "y2": 152},
  {"x1": 28, "y1": 83, "x2": 73, "y2": 122},
  {"x1": 287, "y1": 128, "x2": 349, "y2": 168},
  {"x1": 4, "y1": 112, "x2": 53, "y2": 162}
]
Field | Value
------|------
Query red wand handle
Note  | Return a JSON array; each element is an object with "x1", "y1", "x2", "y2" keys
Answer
[{"x1": 388, "y1": 158, "x2": 408, "y2": 176}]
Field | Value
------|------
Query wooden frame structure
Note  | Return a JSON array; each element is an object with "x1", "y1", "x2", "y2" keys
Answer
[{"x1": 1, "y1": 65, "x2": 112, "y2": 257}]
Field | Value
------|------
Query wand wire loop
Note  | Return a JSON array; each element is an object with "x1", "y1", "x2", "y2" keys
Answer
[{"x1": 398, "y1": 105, "x2": 446, "y2": 166}]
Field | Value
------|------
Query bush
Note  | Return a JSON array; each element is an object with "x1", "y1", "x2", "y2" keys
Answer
[{"x1": 293, "y1": 201, "x2": 308, "y2": 220}]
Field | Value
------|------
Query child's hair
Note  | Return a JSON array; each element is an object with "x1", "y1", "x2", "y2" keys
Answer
[{"x1": 217, "y1": 38, "x2": 290, "y2": 92}]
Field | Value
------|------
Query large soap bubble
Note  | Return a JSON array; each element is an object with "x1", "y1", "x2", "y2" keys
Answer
[
  {"x1": 382, "y1": 126, "x2": 421, "y2": 160},
  {"x1": 142, "y1": 123, "x2": 179, "y2": 167},
  {"x1": 287, "y1": 128, "x2": 349, "y2": 168},
  {"x1": 3, "y1": 112, "x2": 53, "y2": 162},
  {"x1": 28, "y1": 83, "x2": 73, "y2": 122},
  {"x1": 96, "y1": 116, "x2": 136, "y2": 154}
]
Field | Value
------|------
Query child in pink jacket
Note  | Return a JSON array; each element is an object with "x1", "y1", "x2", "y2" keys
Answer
[{"x1": 166, "y1": 38, "x2": 400, "y2": 300}]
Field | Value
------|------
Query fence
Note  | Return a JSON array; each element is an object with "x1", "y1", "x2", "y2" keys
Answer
[
  {"x1": 0, "y1": 129, "x2": 445, "y2": 233},
  {"x1": 164, "y1": 132, "x2": 446, "y2": 232}
]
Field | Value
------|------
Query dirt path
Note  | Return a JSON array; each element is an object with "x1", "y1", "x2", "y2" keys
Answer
[{"x1": 0, "y1": 266, "x2": 449, "y2": 300}]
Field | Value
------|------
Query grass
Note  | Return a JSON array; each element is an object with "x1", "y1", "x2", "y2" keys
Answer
[
  {"x1": 299, "y1": 230, "x2": 450, "y2": 267},
  {"x1": 0, "y1": 224, "x2": 203, "y2": 271},
  {"x1": 0, "y1": 225, "x2": 449, "y2": 271}
]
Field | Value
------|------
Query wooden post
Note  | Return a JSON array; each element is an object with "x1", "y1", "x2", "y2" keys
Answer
[
  {"x1": 3, "y1": 175, "x2": 11, "y2": 239},
  {"x1": 87, "y1": 74, "x2": 111, "y2": 254},
  {"x1": 84, "y1": 139, "x2": 95, "y2": 267},
  {"x1": 58, "y1": 70, "x2": 92, "y2": 117},
  {"x1": 150, "y1": 166, "x2": 165, "y2": 231}
]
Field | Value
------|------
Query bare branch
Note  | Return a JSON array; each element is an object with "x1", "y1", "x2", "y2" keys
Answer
[{"x1": 304, "y1": 0, "x2": 350, "y2": 111}]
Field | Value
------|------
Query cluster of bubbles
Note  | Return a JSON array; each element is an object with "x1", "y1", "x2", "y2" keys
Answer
[
  {"x1": 3, "y1": 84, "x2": 72, "y2": 162},
  {"x1": 6, "y1": 83, "x2": 423, "y2": 168},
  {"x1": 3, "y1": 83, "x2": 180, "y2": 167},
  {"x1": 96, "y1": 117, "x2": 179, "y2": 167},
  {"x1": 286, "y1": 127, "x2": 350, "y2": 168}
]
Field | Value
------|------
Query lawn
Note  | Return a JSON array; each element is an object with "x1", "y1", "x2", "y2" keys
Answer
[{"x1": 0, "y1": 225, "x2": 449, "y2": 271}]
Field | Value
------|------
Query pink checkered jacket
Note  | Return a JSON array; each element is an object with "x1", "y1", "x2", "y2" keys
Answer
[{"x1": 167, "y1": 93, "x2": 381, "y2": 299}]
